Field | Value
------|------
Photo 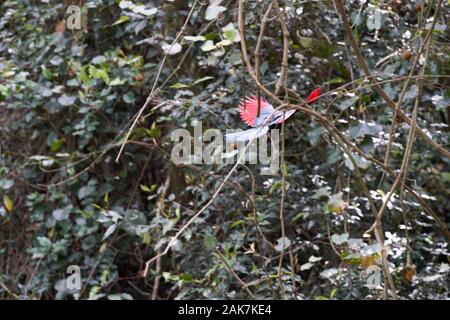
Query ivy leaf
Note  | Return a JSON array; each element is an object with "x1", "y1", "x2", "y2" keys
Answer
[
  {"x1": 337, "y1": 96, "x2": 358, "y2": 111},
  {"x1": 320, "y1": 268, "x2": 339, "y2": 279},
  {"x1": 221, "y1": 23, "x2": 240, "y2": 42},
  {"x1": 442, "y1": 172, "x2": 450, "y2": 183},
  {"x1": 91, "y1": 55, "x2": 106, "y2": 65},
  {"x1": 312, "y1": 187, "x2": 331, "y2": 200},
  {"x1": 274, "y1": 237, "x2": 292, "y2": 252},
  {"x1": 162, "y1": 43, "x2": 182, "y2": 55},
  {"x1": 119, "y1": 1, "x2": 157, "y2": 16},
  {"x1": 52, "y1": 208, "x2": 70, "y2": 221},
  {"x1": 123, "y1": 92, "x2": 136, "y2": 104},
  {"x1": 133, "y1": 7, "x2": 157, "y2": 16},
  {"x1": 41, "y1": 66, "x2": 53, "y2": 80},
  {"x1": 299, "y1": 37, "x2": 313, "y2": 48},
  {"x1": 349, "y1": 122, "x2": 383, "y2": 139},
  {"x1": 204, "y1": 234, "x2": 217, "y2": 249},
  {"x1": 102, "y1": 224, "x2": 117, "y2": 241},
  {"x1": 184, "y1": 35, "x2": 206, "y2": 42},
  {"x1": 344, "y1": 154, "x2": 371, "y2": 171},
  {"x1": 367, "y1": 9, "x2": 381, "y2": 31},
  {"x1": 327, "y1": 148, "x2": 342, "y2": 165},
  {"x1": 78, "y1": 185, "x2": 95, "y2": 200},
  {"x1": 309, "y1": 255, "x2": 323, "y2": 263},
  {"x1": 215, "y1": 39, "x2": 232, "y2": 48},
  {"x1": 50, "y1": 139, "x2": 65, "y2": 152},
  {"x1": 109, "y1": 77, "x2": 126, "y2": 86},
  {"x1": 0, "y1": 179, "x2": 14, "y2": 190},
  {"x1": 331, "y1": 233, "x2": 349, "y2": 245},
  {"x1": 205, "y1": 1, "x2": 227, "y2": 21},
  {"x1": 94, "y1": 69, "x2": 110, "y2": 84},
  {"x1": 58, "y1": 95, "x2": 76, "y2": 107},
  {"x1": 201, "y1": 40, "x2": 216, "y2": 52},
  {"x1": 88, "y1": 65, "x2": 110, "y2": 84},
  {"x1": 327, "y1": 192, "x2": 348, "y2": 214},
  {"x1": 300, "y1": 262, "x2": 314, "y2": 271}
]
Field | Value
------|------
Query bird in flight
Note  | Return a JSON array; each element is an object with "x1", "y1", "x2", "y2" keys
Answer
[{"x1": 225, "y1": 87, "x2": 321, "y2": 143}]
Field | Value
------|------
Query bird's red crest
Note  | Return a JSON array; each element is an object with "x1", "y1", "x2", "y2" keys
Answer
[{"x1": 306, "y1": 87, "x2": 321, "y2": 103}]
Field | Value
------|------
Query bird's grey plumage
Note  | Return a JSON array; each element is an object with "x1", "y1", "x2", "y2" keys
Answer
[{"x1": 225, "y1": 126, "x2": 269, "y2": 143}]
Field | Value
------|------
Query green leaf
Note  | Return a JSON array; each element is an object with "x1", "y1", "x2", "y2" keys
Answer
[
  {"x1": 142, "y1": 232, "x2": 151, "y2": 245},
  {"x1": 441, "y1": 172, "x2": 450, "y2": 183},
  {"x1": 139, "y1": 184, "x2": 152, "y2": 193},
  {"x1": 112, "y1": 15, "x2": 130, "y2": 26},
  {"x1": 81, "y1": 210, "x2": 93, "y2": 219},
  {"x1": 50, "y1": 139, "x2": 65, "y2": 152},
  {"x1": 0, "y1": 85, "x2": 9, "y2": 101},
  {"x1": 109, "y1": 77, "x2": 126, "y2": 86},
  {"x1": 328, "y1": 77, "x2": 345, "y2": 84},
  {"x1": 123, "y1": 92, "x2": 136, "y2": 104},
  {"x1": 95, "y1": 69, "x2": 110, "y2": 84},
  {"x1": 88, "y1": 65, "x2": 110, "y2": 84},
  {"x1": 179, "y1": 273, "x2": 193, "y2": 281},
  {"x1": 223, "y1": 30, "x2": 236, "y2": 42},
  {"x1": 41, "y1": 66, "x2": 53, "y2": 80},
  {"x1": 330, "y1": 288, "x2": 337, "y2": 299},
  {"x1": 79, "y1": 65, "x2": 89, "y2": 83},
  {"x1": 192, "y1": 76, "x2": 214, "y2": 86},
  {"x1": 149, "y1": 122, "x2": 160, "y2": 138},
  {"x1": 299, "y1": 37, "x2": 313, "y2": 48},
  {"x1": 204, "y1": 234, "x2": 217, "y2": 249},
  {"x1": 292, "y1": 212, "x2": 304, "y2": 222},
  {"x1": 204, "y1": 32, "x2": 218, "y2": 41},
  {"x1": 327, "y1": 148, "x2": 342, "y2": 165},
  {"x1": 170, "y1": 82, "x2": 190, "y2": 89},
  {"x1": 230, "y1": 220, "x2": 245, "y2": 228}
]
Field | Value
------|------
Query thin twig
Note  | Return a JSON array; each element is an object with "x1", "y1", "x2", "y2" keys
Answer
[
  {"x1": 273, "y1": 1, "x2": 289, "y2": 95},
  {"x1": 214, "y1": 248, "x2": 256, "y2": 299},
  {"x1": 151, "y1": 175, "x2": 171, "y2": 300}
]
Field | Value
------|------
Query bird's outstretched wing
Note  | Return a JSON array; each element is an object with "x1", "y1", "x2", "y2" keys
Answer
[
  {"x1": 239, "y1": 95, "x2": 273, "y2": 127},
  {"x1": 230, "y1": 88, "x2": 322, "y2": 140}
]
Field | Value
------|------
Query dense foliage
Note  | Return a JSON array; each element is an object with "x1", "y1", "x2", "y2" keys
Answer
[{"x1": 0, "y1": 0, "x2": 449, "y2": 300}]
